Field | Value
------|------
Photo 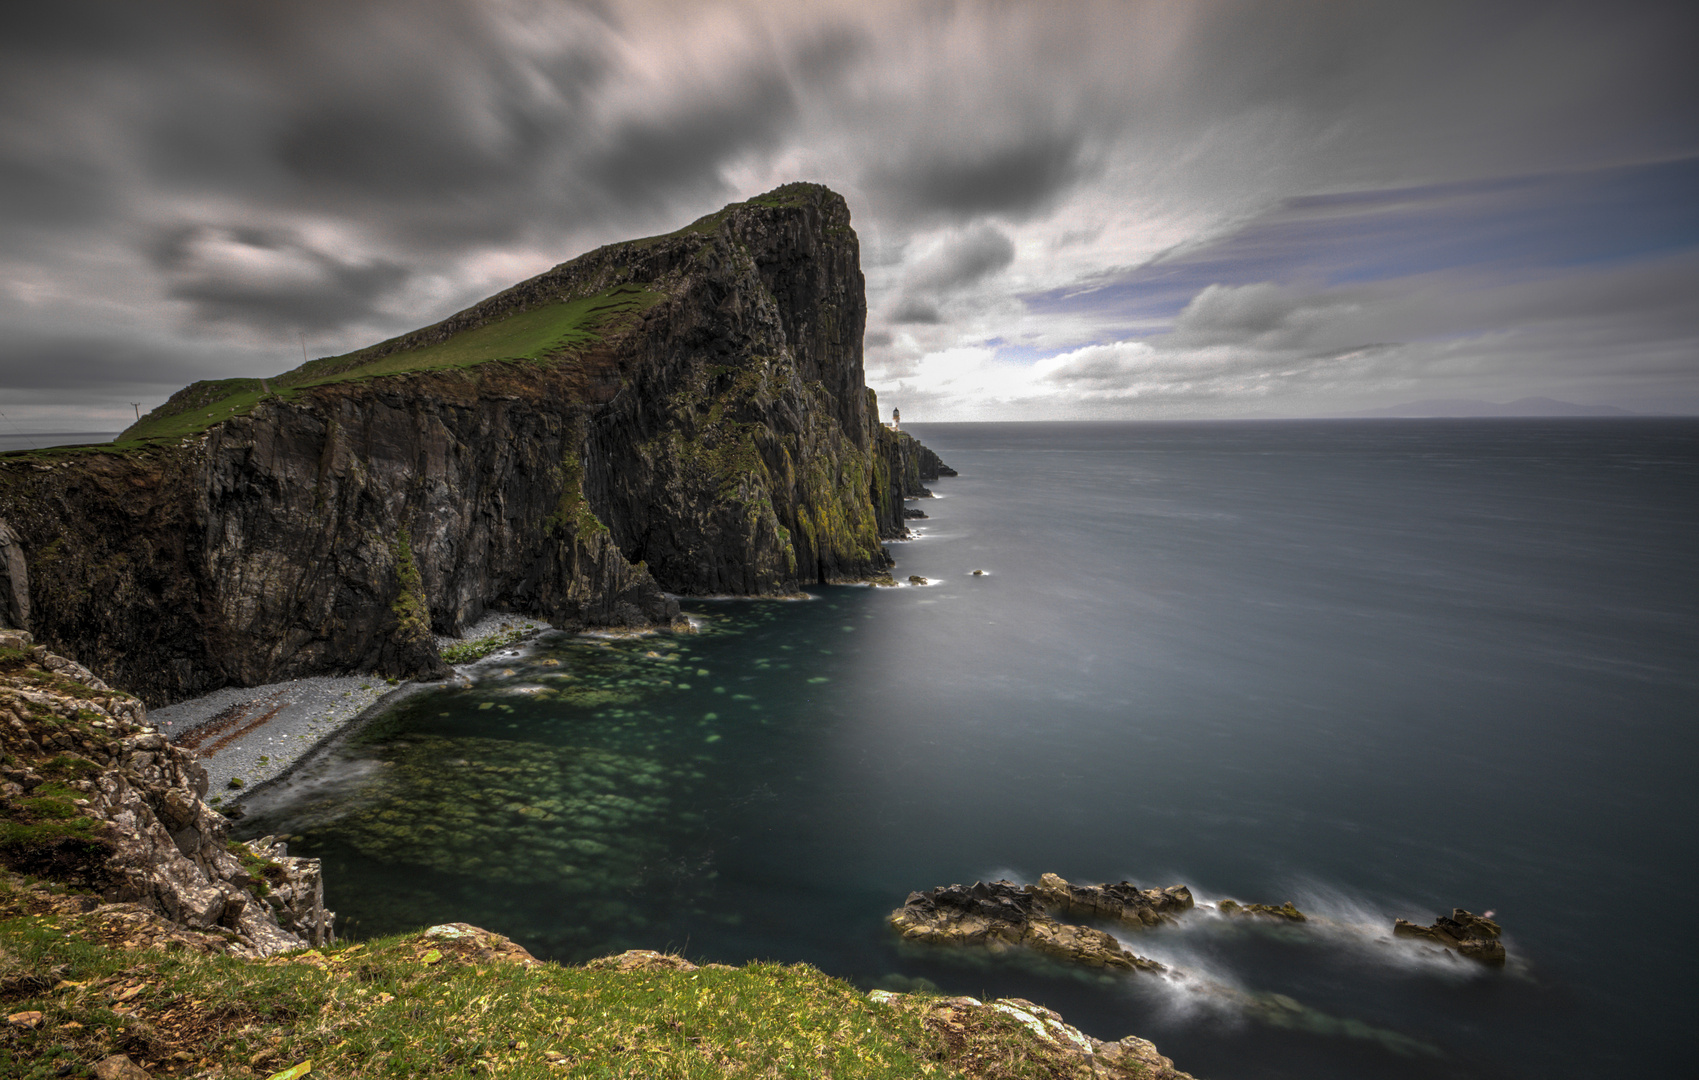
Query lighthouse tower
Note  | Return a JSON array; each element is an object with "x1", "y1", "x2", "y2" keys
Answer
[{"x1": 892, "y1": 407, "x2": 901, "y2": 430}]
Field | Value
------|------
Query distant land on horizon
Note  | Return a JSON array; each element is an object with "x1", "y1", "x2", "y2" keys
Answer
[{"x1": 1346, "y1": 396, "x2": 1642, "y2": 418}]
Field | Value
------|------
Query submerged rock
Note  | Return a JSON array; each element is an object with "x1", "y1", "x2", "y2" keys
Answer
[{"x1": 1394, "y1": 909, "x2": 1506, "y2": 965}]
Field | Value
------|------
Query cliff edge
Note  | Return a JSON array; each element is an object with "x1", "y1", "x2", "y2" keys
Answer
[{"x1": 0, "y1": 184, "x2": 950, "y2": 704}]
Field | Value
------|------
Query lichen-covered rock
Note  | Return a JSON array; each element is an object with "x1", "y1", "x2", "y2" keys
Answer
[
  {"x1": 889, "y1": 880, "x2": 1166, "y2": 973},
  {"x1": 410, "y1": 922, "x2": 539, "y2": 966},
  {"x1": 0, "y1": 630, "x2": 327, "y2": 956},
  {"x1": 1394, "y1": 909, "x2": 1506, "y2": 964},
  {"x1": 869, "y1": 990, "x2": 1198, "y2": 1079}
]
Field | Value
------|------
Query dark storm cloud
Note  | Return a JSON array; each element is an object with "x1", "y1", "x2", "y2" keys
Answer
[
  {"x1": 0, "y1": 333, "x2": 240, "y2": 392},
  {"x1": 907, "y1": 226, "x2": 1016, "y2": 291},
  {"x1": 149, "y1": 224, "x2": 410, "y2": 332},
  {"x1": 865, "y1": 128, "x2": 1094, "y2": 223},
  {"x1": 584, "y1": 70, "x2": 798, "y2": 208},
  {"x1": 889, "y1": 298, "x2": 942, "y2": 325},
  {"x1": 273, "y1": 102, "x2": 543, "y2": 202}
]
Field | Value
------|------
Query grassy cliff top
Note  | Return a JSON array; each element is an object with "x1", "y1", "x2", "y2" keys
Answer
[{"x1": 112, "y1": 281, "x2": 662, "y2": 445}]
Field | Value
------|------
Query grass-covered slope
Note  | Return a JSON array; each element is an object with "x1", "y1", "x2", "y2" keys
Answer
[{"x1": 118, "y1": 283, "x2": 662, "y2": 444}]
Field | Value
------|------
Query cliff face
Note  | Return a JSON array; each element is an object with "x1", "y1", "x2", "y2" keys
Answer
[{"x1": 0, "y1": 184, "x2": 949, "y2": 704}]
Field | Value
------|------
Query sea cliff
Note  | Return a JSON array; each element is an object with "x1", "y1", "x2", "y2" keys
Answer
[{"x1": 0, "y1": 183, "x2": 947, "y2": 705}]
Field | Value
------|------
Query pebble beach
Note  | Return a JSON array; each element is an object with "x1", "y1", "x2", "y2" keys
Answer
[{"x1": 155, "y1": 612, "x2": 542, "y2": 801}]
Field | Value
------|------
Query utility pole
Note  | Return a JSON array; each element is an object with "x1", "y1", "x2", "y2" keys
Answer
[
  {"x1": 130, "y1": 402, "x2": 141, "y2": 420},
  {"x1": 298, "y1": 331, "x2": 309, "y2": 365}
]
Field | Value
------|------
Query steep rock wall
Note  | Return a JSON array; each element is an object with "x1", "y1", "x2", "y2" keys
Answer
[{"x1": 0, "y1": 184, "x2": 949, "y2": 704}]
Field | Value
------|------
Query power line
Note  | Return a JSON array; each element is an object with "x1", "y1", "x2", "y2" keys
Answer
[{"x1": 0, "y1": 410, "x2": 38, "y2": 450}]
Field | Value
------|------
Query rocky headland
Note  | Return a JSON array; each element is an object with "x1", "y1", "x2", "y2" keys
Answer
[{"x1": 0, "y1": 183, "x2": 950, "y2": 707}]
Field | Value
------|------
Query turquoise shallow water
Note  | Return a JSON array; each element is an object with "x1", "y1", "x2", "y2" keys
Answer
[{"x1": 239, "y1": 419, "x2": 1699, "y2": 1079}]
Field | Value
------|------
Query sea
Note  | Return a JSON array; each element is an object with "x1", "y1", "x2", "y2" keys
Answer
[{"x1": 232, "y1": 418, "x2": 1697, "y2": 1079}]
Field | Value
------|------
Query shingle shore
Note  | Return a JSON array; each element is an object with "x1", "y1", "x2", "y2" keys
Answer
[{"x1": 156, "y1": 612, "x2": 540, "y2": 801}]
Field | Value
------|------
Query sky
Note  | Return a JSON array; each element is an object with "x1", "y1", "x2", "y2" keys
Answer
[{"x1": 1, "y1": 0, "x2": 1695, "y2": 430}]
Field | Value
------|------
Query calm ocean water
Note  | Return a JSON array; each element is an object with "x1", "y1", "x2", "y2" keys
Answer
[{"x1": 240, "y1": 419, "x2": 1699, "y2": 1078}]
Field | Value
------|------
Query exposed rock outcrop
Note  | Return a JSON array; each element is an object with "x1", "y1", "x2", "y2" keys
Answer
[
  {"x1": 0, "y1": 184, "x2": 953, "y2": 704},
  {"x1": 889, "y1": 879, "x2": 1167, "y2": 972},
  {"x1": 1030, "y1": 871, "x2": 1195, "y2": 926},
  {"x1": 0, "y1": 629, "x2": 328, "y2": 955},
  {"x1": 869, "y1": 990, "x2": 1198, "y2": 1080},
  {"x1": 1394, "y1": 909, "x2": 1506, "y2": 965},
  {"x1": 1216, "y1": 898, "x2": 1307, "y2": 922},
  {"x1": 0, "y1": 519, "x2": 26, "y2": 631}
]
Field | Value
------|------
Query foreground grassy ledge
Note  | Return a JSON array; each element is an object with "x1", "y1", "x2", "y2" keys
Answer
[{"x1": 0, "y1": 882, "x2": 1196, "y2": 1079}]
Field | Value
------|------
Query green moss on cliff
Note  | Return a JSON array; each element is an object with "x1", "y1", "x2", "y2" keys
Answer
[
  {"x1": 389, "y1": 534, "x2": 431, "y2": 642},
  {"x1": 546, "y1": 450, "x2": 609, "y2": 539}
]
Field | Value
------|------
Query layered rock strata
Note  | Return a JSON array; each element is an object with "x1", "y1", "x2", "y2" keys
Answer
[
  {"x1": 0, "y1": 629, "x2": 329, "y2": 955},
  {"x1": 1394, "y1": 908, "x2": 1506, "y2": 965},
  {"x1": 0, "y1": 184, "x2": 952, "y2": 704}
]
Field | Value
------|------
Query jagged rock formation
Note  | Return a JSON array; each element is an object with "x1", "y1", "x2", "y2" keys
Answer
[
  {"x1": 890, "y1": 879, "x2": 1168, "y2": 972},
  {"x1": 1394, "y1": 908, "x2": 1506, "y2": 964},
  {"x1": 0, "y1": 629, "x2": 329, "y2": 955},
  {"x1": 1029, "y1": 871, "x2": 1195, "y2": 927},
  {"x1": 0, "y1": 184, "x2": 952, "y2": 704}
]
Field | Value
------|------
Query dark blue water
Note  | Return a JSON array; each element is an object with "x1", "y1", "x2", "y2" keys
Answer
[{"x1": 240, "y1": 419, "x2": 1699, "y2": 1078}]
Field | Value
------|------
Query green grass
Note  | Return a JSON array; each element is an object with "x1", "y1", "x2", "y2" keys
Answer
[
  {"x1": 440, "y1": 627, "x2": 536, "y2": 665},
  {"x1": 112, "y1": 282, "x2": 663, "y2": 445},
  {"x1": 0, "y1": 904, "x2": 993, "y2": 1079},
  {"x1": 281, "y1": 283, "x2": 662, "y2": 388}
]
